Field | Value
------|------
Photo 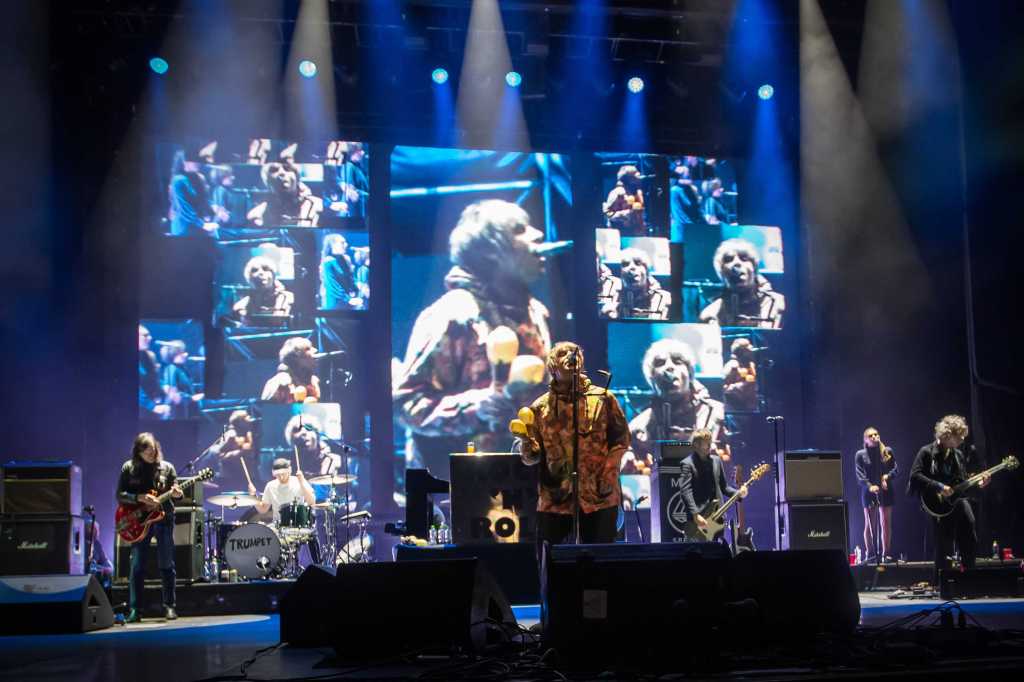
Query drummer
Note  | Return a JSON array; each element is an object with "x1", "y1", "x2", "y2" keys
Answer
[
  {"x1": 283, "y1": 414, "x2": 343, "y2": 503},
  {"x1": 249, "y1": 457, "x2": 322, "y2": 564},
  {"x1": 248, "y1": 458, "x2": 316, "y2": 523}
]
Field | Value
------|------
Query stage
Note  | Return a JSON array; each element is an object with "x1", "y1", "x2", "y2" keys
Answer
[{"x1": 2, "y1": 591, "x2": 1023, "y2": 681}]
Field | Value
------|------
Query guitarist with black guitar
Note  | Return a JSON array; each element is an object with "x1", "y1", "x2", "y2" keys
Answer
[
  {"x1": 908, "y1": 415, "x2": 990, "y2": 582},
  {"x1": 678, "y1": 429, "x2": 748, "y2": 542},
  {"x1": 116, "y1": 432, "x2": 183, "y2": 623}
]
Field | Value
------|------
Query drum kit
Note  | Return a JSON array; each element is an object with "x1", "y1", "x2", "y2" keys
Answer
[{"x1": 203, "y1": 471, "x2": 366, "y2": 581}]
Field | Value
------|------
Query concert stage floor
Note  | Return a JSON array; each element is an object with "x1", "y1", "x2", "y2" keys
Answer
[{"x1": 2, "y1": 593, "x2": 1023, "y2": 681}]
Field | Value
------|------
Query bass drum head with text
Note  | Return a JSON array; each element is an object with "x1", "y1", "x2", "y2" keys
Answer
[{"x1": 224, "y1": 522, "x2": 281, "y2": 579}]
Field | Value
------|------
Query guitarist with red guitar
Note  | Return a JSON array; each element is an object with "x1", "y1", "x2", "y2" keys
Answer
[{"x1": 116, "y1": 432, "x2": 184, "y2": 623}]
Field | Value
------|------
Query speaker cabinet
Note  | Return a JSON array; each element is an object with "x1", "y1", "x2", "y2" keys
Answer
[
  {"x1": 542, "y1": 542, "x2": 732, "y2": 666},
  {"x1": 0, "y1": 514, "x2": 85, "y2": 575},
  {"x1": 114, "y1": 507, "x2": 204, "y2": 584},
  {"x1": 331, "y1": 559, "x2": 516, "y2": 659},
  {"x1": 650, "y1": 455, "x2": 686, "y2": 543},
  {"x1": 732, "y1": 550, "x2": 860, "y2": 636},
  {"x1": 0, "y1": 574, "x2": 114, "y2": 634},
  {"x1": 1, "y1": 461, "x2": 82, "y2": 514},
  {"x1": 779, "y1": 450, "x2": 843, "y2": 501},
  {"x1": 780, "y1": 502, "x2": 848, "y2": 552}
]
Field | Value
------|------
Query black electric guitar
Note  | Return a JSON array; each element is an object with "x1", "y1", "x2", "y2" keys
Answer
[
  {"x1": 684, "y1": 463, "x2": 770, "y2": 543},
  {"x1": 920, "y1": 455, "x2": 1018, "y2": 518}
]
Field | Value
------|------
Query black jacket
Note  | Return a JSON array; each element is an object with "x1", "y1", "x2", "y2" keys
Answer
[
  {"x1": 116, "y1": 459, "x2": 177, "y2": 514},
  {"x1": 907, "y1": 442, "x2": 966, "y2": 497},
  {"x1": 679, "y1": 453, "x2": 737, "y2": 521}
]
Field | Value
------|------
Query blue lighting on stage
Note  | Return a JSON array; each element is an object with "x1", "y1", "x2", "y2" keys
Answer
[
  {"x1": 627, "y1": 76, "x2": 645, "y2": 94},
  {"x1": 390, "y1": 179, "x2": 533, "y2": 198},
  {"x1": 758, "y1": 83, "x2": 775, "y2": 100},
  {"x1": 298, "y1": 60, "x2": 318, "y2": 78},
  {"x1": 149, "y1": 57, "x2": 168, "y2": 75},
  {"x1": 505, "y1": 71, "x2": 522, "y2": 88},
  {"x1": 431, "y1": 68, "x2": 449, "y2": 85}
]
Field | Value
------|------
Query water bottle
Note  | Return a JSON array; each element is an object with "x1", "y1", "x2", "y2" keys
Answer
[
  {"x1": 854, "y1": 546, "x2": 862, "y2": 565},
  {"x1": 992, "y1": 540, "x2": 1000, "y2": 560},
  {"x1": 438, "y1": 523, "x2": 450, "y2": 545},
  {"x1": 428, "y1": 525, "x2": 438, "y2": 545}
]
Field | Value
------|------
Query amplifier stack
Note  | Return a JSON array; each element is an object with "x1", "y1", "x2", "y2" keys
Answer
[
  {"x1": 0, "y1": 461, "x2": 86, "y2": 575},
  {"x1": 776, "y1": 450, "x2": 849, "y2": 553}
]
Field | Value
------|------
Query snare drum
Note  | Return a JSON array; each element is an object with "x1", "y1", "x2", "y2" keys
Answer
[
  {"x1": 223, "y1": 523, "x2": 281, "y2": 580},
  {"x1": 279, "y1": 502, "x2": 314, "y2": 537}
]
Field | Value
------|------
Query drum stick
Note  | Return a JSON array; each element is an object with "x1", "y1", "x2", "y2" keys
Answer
[
  {"x1": 240, "y1": 456, "x2": 254, "y2": 489},
  {"x1": 294, "y1": 444, "x2": 302, "y2": 475}
]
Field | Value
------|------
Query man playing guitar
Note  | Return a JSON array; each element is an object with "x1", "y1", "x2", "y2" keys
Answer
[
  {"x1": 908, "y1": 415, "x2": 989, "y2": 582},
  {"x1": 679, "y1": 429, "x2": 748, "y2": 541},
  {"x1": 116, "y1": 433, "x2": 183, "y2": 622}
]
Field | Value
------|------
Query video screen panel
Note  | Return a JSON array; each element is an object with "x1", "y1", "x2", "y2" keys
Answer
[
  {"x1": 154, "y1": 138, "x2": 368, "y2": 236},
  {"x1": 390, "y1": 146, "x2": 573, "y2": 482},
  {"x1": 138, "y1": 319, "x2": 205, "y2": 420}
]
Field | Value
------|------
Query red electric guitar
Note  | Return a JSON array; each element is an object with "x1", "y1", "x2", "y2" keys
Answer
[{"x1": 115, "y1": 468, "x2": 214, "y2": 544}]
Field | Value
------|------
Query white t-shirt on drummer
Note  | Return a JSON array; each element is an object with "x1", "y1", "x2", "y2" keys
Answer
[{"x1": 262, "y1": 477, "x2": 304, "y2": 522}]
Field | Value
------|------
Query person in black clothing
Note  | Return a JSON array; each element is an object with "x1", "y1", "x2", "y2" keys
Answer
[
  {"x1": 116, "y1": 432, "x2": 182, "y2": 622},
  {"x1": 138, "y1": 325, "x2": 170, "y2": 419},
  {"x1": 854, "y1": 427, "x2": 898, "y2": 561},
  {"x1": 908, "y1": 415, "x2": 989, "y2": 580},
  {"x1": 678, "y1": 429, "x2": 747, "y2": 541}
]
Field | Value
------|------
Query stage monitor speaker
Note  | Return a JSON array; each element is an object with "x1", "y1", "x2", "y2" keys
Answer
[
  {"x1": 332, "y1": 559, "x2": 516, "y2": 660},
  {"x1": 542, "y1": 542, "x2": 732, "y2": 666},
  {"x1": 395, "y1": 541, "x2": 539, "y2": 605},
  {"x1": 114, "y1": 508, "x2": 204, "y2": 584},
  {"x1": 280, "y1": 564, "x2": 337, "y2": 646},
  {"x1": 779, "y1": 450, "x2": 843, "y2": 501},
  {"x1": 0, "y1": 514, "x2": 85, "y2": 575},
  {"x1": 1, "y1": 461, "x2": 82, "y2": 514},
  {"x1": 731, "y1": 550, "x2": 860, "y2": 637},
  {"x1": 940, "y1": 564, "x2": 1024, "y2": 599},
  {"x1": 780, "y1": 502, "x2": 849, "y2": 552},
  {"x1": 0, "y1": 574, "x2": 114, "y2": 634}
]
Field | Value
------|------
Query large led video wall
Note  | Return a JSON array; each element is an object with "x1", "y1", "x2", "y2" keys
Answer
[{"x1": 139, "y1": 137, "x2": 373, "y2": 550}]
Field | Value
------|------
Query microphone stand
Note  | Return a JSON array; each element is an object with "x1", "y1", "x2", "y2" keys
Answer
[
  {"x1": 769, "y1": 416, "x2": 783, "y2": 550},
  {"x1": 571, "y1": 349, "x2": 581, "y2": 545}
]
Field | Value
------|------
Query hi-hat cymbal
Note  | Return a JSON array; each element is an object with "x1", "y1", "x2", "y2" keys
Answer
[
  {"x1": 307, "y1": 473, "x2": 357, "y2": 486},
  {"x1": 207, "y1": 491, "x2": 260, "y2": 507}
]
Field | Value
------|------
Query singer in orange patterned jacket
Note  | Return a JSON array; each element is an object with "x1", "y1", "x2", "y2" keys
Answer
[
  {"x1": 517, "y1": 342, "x2": 631, "y2": 546},
  {"x1": 393, "y1": 200, "x2": 552, "y2": 476}
]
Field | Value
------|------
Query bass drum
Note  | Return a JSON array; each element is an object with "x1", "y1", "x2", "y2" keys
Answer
[{"x1": 223, "y1": 523, "x2": 281, "y2": 580}]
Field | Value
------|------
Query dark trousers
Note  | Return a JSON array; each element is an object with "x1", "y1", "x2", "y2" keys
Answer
[
  {"x1": 933, "y1": 498, "x2": 977, "y2": 579},
  {"x1": 130, "y1": 517, "x2": 176, "y2": 610},
  {"x1": 536, "y1": 506, "x2": 619, "y2": 551}
]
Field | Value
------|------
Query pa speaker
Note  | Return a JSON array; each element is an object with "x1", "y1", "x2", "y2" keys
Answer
[
  {"x1": 280, "y1": 564, "x2": 337, "y2": 646},
  {"x1": 332, "y1": 559, "x2": 516, "y2": 660},
  {"x1": 542, "y1": 542, "x2": 732, "y2": 666},
  {"x1": 731, "y1": 549, "x2": 860, "y2": 637},
  {"x1": 0, "y1": 574, "x2": 114, "y2": 634}
]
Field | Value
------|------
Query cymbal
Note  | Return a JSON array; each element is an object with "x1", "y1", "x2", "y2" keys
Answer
[
  {"x1": 207, "y1": 491, "x2": 260, "y2": 507},
  {"x1": 307, "y1": 473, "x2": 357, "y2": 486}
]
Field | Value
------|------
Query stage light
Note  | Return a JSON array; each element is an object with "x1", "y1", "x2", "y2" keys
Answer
[
  {"x1": 505, "y1": 71, "x2": 522, "y2": 88},
  {"x1": 627, "y1": 76, "x2": 644, "y2": 94},
  {"x1": 149, "y1": 57, "x2": 169, "y2": 75},
  {"x1": 432, "y1": 68, "x2": 449, "y2": 85},
  {"x1": 298, "y1": 60, "x2": 318, "y2": 78},
  {"x1": 758, "y1": 83, "x2": 775, "y2": 100}
]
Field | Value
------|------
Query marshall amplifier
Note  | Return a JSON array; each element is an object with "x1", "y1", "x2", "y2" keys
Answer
[
  {"x1": 0, "y1": 514, "x2": 85, "y2": 574},
  {"x1": 778, "y1": 450, "x2": 843, "y2": 501},
  {"x1": 779, "y1": 502, "x2": 848, "y2": 552},
  {"x1": 114, "y1": 507, "x2": 204, "y2": 584},
  {"x1": 1, "y1": 461, "x2": 82, "y2": 515},
  {"x1": 449, "y1": 453, "x2": 538, "y2": 544}
]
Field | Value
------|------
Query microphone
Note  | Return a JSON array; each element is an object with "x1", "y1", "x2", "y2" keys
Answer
[
  {"x1": 531, "y1": 240, "x2": 574, "y2": 258},
  {"x1": 83, "y1": 505, "x2": 96, "y2": 514},
  {"x1": 765, "y1": 415, "x2": 784, "y2": 423},
  {"x1": 486, "y1": 326, "x2": 519, "y2": 393},
  {"x1": 636, "y1": 495, "x2": 648, "y2": 505}
]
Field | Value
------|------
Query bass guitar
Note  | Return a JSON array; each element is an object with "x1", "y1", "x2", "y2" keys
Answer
[
  {"x1": 684, "y1": 463, "x2": 770, "y2": 543},
  {"x1": 731, "y1": 463, "x2": 756, "y2": 553},
  {"x1": 920, "y1": 455, "x2": 1017, "y2": 518},
  {"x1": 115, "y1": 468, "x2": 214, "y2": 544}
]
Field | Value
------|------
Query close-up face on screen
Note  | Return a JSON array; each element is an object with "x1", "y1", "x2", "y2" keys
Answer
[{"x1": 389, "y1": 146, "x2": 573, "y2": 483}]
